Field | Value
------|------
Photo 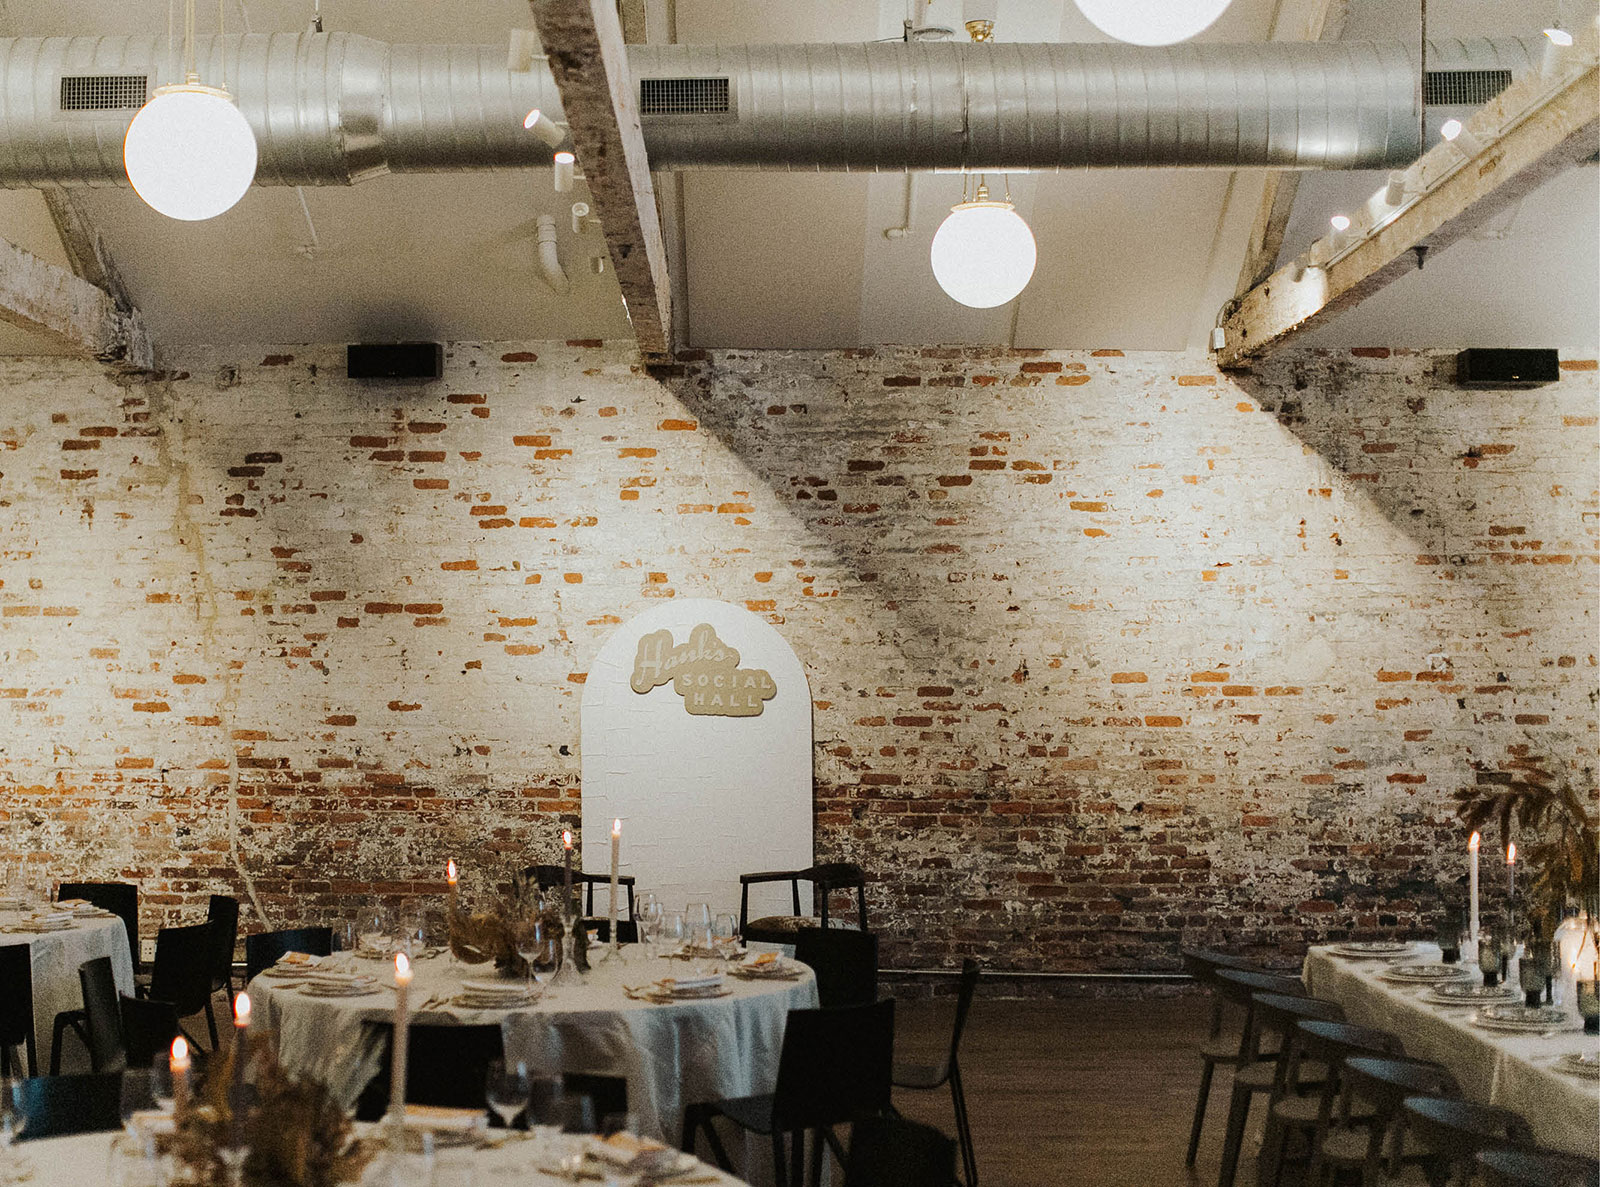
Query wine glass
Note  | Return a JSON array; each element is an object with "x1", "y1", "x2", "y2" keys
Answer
[
  {"x1": 358, "y1": 907, "x2": 392, "y2": 956},
  {"x1": 713, "y1": 912, "x2": 739, "y2": 956},
  {"x1": 1477, "y1": 930, "x2": 1501, "y2": 988},
  {"x1": 1434, "y1": 909, "x2": 1462, "y2": 963},
  {"x1": 0, "y1": 1079, "x2": 26, "y2": 1175},
  {"x1": 661, "y1": 910, "x2": 687, "y2": 955},
  {"x1": 637, "y1": 898, "x2": 664, "y2": 959},
  {"x1": 530, "y1": 923, "x2": 559, "y2": 987},
  {"x1": 685, "y1": 902, "x2": 712, "y2": 944},
  {"x1": 485, "y1": 1059, "x2": 530, "y2": 1130},
  {"x1": 513, "y1": 917, "x2": 545, "y2": 992}
]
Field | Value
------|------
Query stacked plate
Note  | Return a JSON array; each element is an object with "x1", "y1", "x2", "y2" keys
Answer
[
  {"x1": 452, "y1": 978, "x2": 540, "y2": 1009},
  {"x1": 654, "y1": 974, "x2": 729, "y2": 999},
  {"x1": 283, "y1": 970, "x2": 381, "y2": 998},
  {"x1": 1328, "y1": 940, "x2": 1415, "y2": 959},
  {"x1": 729, "y1": 955, "x2": 802, "y2": 981},
  {"x1": 1471, "y1": 1003, "x2": 1574, "y2": 1034},
  {"x1": 1422, "y1": 981, "x2": 1517, "y2": 1006},
  {"x1": 1555, "y1": 1052, "x2": 1600, "y2": 1080},
  {"x1": 1378, "y1": 962, "x2": 1475, "y2": 985}
]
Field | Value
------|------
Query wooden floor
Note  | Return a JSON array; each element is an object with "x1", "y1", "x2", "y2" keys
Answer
[{"x1": 889, "y1": 995, "x2": 1258, "y2": 1187}]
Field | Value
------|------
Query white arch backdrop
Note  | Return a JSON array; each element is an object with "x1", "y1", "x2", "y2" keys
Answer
[{"x1": 579, "y1": 599, "x2": 814, "y2": 921}]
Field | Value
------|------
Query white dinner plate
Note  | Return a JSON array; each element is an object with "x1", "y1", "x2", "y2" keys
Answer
[
  {"x1": 1423, "y1": 982, "x2": 1516, "y2": 1005},
  {"x1": 1328, "y1": 941, "x2": 1415, "y2": 958},
  {"x1": 1555, "y1": 1052, "x2": 1600, "y2": 1079},
  {"x1": 297, "y1": 983, "x2": 381, "y2": 998},
  {"x1": 1378, "y1": 963, "x2": 1475, "y2": 984}
]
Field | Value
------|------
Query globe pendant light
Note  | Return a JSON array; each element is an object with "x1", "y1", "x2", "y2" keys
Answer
[
  {"x1": 124, "y1": 1, "x2": 257, "y2": 220},
  {"x1": 929, "y1": 180, "x2": 1036, "y2": 308},
  {"x1": 1074, "y1": 0, "x2": 1234, "y2": 45}
]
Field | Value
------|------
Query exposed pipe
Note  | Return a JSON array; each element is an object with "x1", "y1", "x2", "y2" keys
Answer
[
  {"x1": 535, "y1": 213, "x2": 568, "y2": 294},
  {"x1": 0, "y1": 33, "x2": 1541, "y2": 190}
]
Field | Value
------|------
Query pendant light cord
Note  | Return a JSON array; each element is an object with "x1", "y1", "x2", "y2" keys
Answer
[{"x1": 183, "y1": 0, "x2": 196, "y2": 84}]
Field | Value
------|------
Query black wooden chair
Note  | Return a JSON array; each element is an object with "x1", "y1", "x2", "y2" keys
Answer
[
  {"x1": 844, "y1": 1115, "x2": 958, "y2": 1187},
  {"x1": 525, "y1": 865, "x2": 636, "y2": 921},
  {"x1": 892, "y1": 958, "x2": 980, "y2": 1186},
  {"x1": 740, "y1": 863, "x2": 868, "y2": 945},
  {"x1": 354, "y1": 1022, "x2": 506, "y2": 1121},
  {"x1": 118, "y1": 994, "x2": 181, "y2": 1068},
  {"x1": 0, "y1": 945, "x2": 37, "y2": 1077},
  {"x1": 10, "y1": 1073, "x2": 122, "y2": 1140},
  {"x1": 146, "y1": 922, "x2": 217, "y2": 1049},
  {"x1": 1401, "y1": 1096, "x2": 1534, "y2": 1187},
  {"x1": 57, "y1": 882, "x2": 139, "y2": 972},
  {"x1": 1181, "y1": 948, "x2": 1274, "y2": 1166},
  {"x1": 244, "y1": 927, "x2": 333, "y2": 982},
  {"x1": 1477, "y1": 1146, "x2": 1600, "y2": 1187},
  {"x1": 1313, "y1": 1056, "x2": 1460, "y2": 1187},
  {"x1": 682, "y1": 999, "x2": 895, "y2": 1187},
  {"x1": 49, "y1": 955, "x2": 125, "y2": 1074},
  {"x1": 564, "y1": 1073, "x2": 628, "y2": 1132},
  {"x1": 793, "y1": 928, "x2": 879, "y2": 1009},
  {"x1": 203, "y1": 894, "x2": 241, "y2": 1044}
]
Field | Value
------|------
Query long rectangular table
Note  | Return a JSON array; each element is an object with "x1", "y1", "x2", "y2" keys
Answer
[{"x1": 1304, "y1": 943, "x2": 1599, "y2": 1157}]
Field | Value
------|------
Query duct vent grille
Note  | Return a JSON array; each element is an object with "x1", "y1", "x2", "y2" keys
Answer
[
  {"x1": 640, "y1": 76, "x2": 731, "y2": 117},
  {"x1": 1423, "y1": 69, "x2": 1512, "y2": 106},
  {"x1": 59, "y1": 74, "x2": 148, "y2": 111}
]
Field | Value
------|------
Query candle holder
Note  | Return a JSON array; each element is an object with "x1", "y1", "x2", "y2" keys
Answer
[
  {"x1": 550, "y1": 917, "x2": 585, "y2": 988},
  {"x1": 1478, "y1": 931, "x2": 1500, "y2": 988},
  {"x1": 1577, "y1": 978, "x2": 1600, "y2": 1035}
]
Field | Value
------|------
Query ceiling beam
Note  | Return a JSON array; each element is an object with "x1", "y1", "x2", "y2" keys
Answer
[
  {"x1": 530, "y1": 0, "x2": 674, "y2": 357},
  {"x1": 1216, "y1": 41, "x2": 1600, "y2": 369},
  {"x1": 0, "y1": 230, "x2": 153, "y2": 370},
  {"x1": 1232, "y1": 0, "x2": 1349, "y2": 296}
]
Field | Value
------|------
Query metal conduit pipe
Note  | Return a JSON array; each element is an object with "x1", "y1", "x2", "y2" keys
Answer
[{"x1": 0, "y1": 33, "x2": 1541, "y2": 189}]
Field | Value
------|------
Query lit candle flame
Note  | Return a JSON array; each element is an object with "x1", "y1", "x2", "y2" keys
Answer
[
  {"x1": 446, "y1": 858, "x2": 458, "y2": 885},
  {"x1": 395, "y1": 951, "x2": 411, "y2": 982},
  {"x1": 563, "y1": 830, "x2": 572, "y2": 849},
  {"x1": 171, "y1": 1035, "x2": 189, "y2": 1067},
  {"x1": 1507, "y1": 842, "x2": 1516, "y2": 864},
  {"x1": 1469, "y1": 831, "x2": 1480, "y2": 852},
  {"x1": 613, "y1": 818, "x2": 621, "y2": 836},
  {"x1": 234, "y1": 991, "x2": 252, "y2": 1026}
]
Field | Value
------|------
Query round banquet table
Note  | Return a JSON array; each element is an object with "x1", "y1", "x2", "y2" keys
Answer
[
  {"x1": 249, "y1": 947, "x2": 819, "y2": 1143},
  {"x1": 13, "y1": 1128, "x2": 752, "y2": 1186},
  {"x1": 0, "y1": 903, "x2": 135, "y2": 1074}
]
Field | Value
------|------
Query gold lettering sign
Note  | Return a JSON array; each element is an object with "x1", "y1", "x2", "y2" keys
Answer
[{"x1": 630, "y1": 623, "x2": 777, "y2": 717}]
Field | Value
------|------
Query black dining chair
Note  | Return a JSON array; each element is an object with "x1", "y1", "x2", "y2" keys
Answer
[
  {"x1": 146, "y1": 922, "x2": 216, "y2": 1049},
  {"x1": 1402, "y1": 1096, "x2": 1535, "y2": 1187},
  {"x1": 354, "y1": 1022, "x2": 506, "y2": 1121},
  {"x1": 793, "y1": 928, "x2": 879, "y2": 1009},
  {"x1": 118, "y1": 994, "x2": 182, "y2": 1068},
  {"x1": 892, "y1": 958, "x2": 980, "y2": 1186},
  {"x1": 563, "y1": 1073, "x2": 628, "y2": 1132},
  {"x1": 740, "y1": 863, "x2": 868, "y2": 945},
  {"x1": 683, "y1": 998, "x2": 895, "y2": 1187},
  {"x1": 203, "y1": 894, "x2": 241, "y2": 1044},
  {"x1": 10, "y1": 1073, "x2": 122, "y2": 1140},
  {"x1": 49, "y1": 955, "x2": 125, "y2": 1074},
  {"x1": 1477, "y1": 1146, "x2": 1600, "y2": 1187},
  {"x1": 584, "y1": 918, "x2": 639, "y2": 945},
  {"x1": 1181, "y1": 948, "x2": 1274, "y2": 1166},
  {"x1": 844, "y1": 1115, "x2": 958, "y2": 1187},
  {"x1": 56, "y1": 881, "x2": 139, "y2": 972},
  {"x1": 0, "y1": 945, "x2": 37, "y2": 1078},
  {"x1": 244, "y1": 927, "x2": 334, "y2": 982},
  {"x1": 525, "y1": 865, "x2": 637, "y2": 921},
  {"x1": 1313, "y1": 1056, "x2": 1460, "y2": 1187}
]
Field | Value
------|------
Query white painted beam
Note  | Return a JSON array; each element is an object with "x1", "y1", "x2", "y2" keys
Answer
[
  {"x1": 1216, "y1": 36, "x2": 1600, "y2": 369},
  {"x1": 530, "y1": 0, "x2": 674, "y2": 357},
  {"x1": 0, "y1": 231, "x2": 153, "y2": 370}
]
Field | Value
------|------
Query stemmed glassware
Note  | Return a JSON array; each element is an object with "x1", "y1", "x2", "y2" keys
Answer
[
  {"x1": 1478, "y1": 930, "x2": 1501, "y2": 988},
  {"x1": 637, "y1": 896, "x2": 663, "y2": 959},
  {"x1": 661, "y1": 910, "x2": 687, "y2": 955},
  {"x1": 1, "y1": 1079, "x2": 26, "y2": 1177},
  {"x1": 485, "y1": 1059, "x2": 531, "y2": 1130},
  {"x1": 357, "y1": 907, "x2": 392, "y2": 957}
]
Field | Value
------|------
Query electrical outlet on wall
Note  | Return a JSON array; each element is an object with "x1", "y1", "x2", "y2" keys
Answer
[{"x1": 139, "y1": 938, "x2": 156, "y2": 963}]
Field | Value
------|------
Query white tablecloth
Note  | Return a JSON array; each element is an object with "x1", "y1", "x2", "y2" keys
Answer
[
  {"x1": 0, "y1": 908, "x2": 135, "y2": 1073},
  {"x1": 1303, "y1": 943, "x2": 1600, "y2": 1157},
  {"x1": 251, "y1": 948, "x2": 818, "y2": 1143},
  {"x1": 14, "y1": 1129, "x2": 750, "y2": 1186}
]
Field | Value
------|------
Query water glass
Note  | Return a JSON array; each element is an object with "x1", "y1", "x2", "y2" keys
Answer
[
  {"x1": 661, "y1": 910, "x2": 687, "y2": 953},
  {"x1": 1519, "y1": 941, "x2": 1550, "y2": 1007},
  {"x1": 358, "y1": 907, "x2": 392, "y2": 956},
  {"x1": 637, "y1": 897, "x2": 664, "y2": 957},
  {"x1": 1478, "y1": 931, "x2": 1501, "y2": 987},
  {"x1": 526, "y1": 1078, "x2": 567, "y2": 1150},
  {"x1": 1435, "y1": 910, "x2": 1463, "y2": 963},
  {"x1": 484, "y1": 1059, "x2": 530, "y2": 1130},
  {"x1": 107, "y1": 1133, "x2": 164, "y2": 1187},
  {"x1": 685, "y1": 902, "x2": 712, "y2": 938},
  {"x1": 713, "y1": 912, "x2": 739, "y2": 951}
]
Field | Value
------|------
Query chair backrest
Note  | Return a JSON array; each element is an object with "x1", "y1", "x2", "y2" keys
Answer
[
  {"x1": 772, "y1": 999, "x2": 895, "y2": 1131},
  {"x1": 946, "y1": 958, "x2": 980, "y2": 1068},
  {"x1": 355, "y1": 1022, "x2": 505, "y2": 1120},
  {"x1": 808, "y1": 863, "x2": 868, "y2": 930},
  {"x1": 794, "y1": 928, "x2": 879, "y2": 1009},
  {"x1": 1250, "y1": 991, "x2": 1344, "y2": 1035},
  {"x1": 525, "y1": 866, "x2": 636, "y2": 919},
  {"x1": 1341, "y1": 1057, "x2": 1459, "y2": 1124},
  {"x1": 206, "y1": 895, "x2": 241, "y2": 988},
  {"x1": 1291, "y1": 1019, "x2": 1405, "y2": 1067},
  {"x1": 844, "y1": 1115, "x2": 958, "y2": 1187},
  {"x1": 1180, "y1": 948, "x2": 1263, "y2": 984},
  {"x1": 118, "y1": 994, "x2": 180, "y2": 1068},
  {"x1": 1212, "y1": 968, "x2": 1305, "y2": 1006},
  {"x1": 0, "y1": 945, "x2": 34, "y2": 1051},
  {"x1": 11, "y1": 1073, "x2": 122, "y2": 1140},
  {"x1": 244, "y1": 927, "x2": 333, "y2": 982},
  {"x1": 1401, "y1": 1096, "x2": 1533, "y2": 1170},
  {"x1": 57, "y1": 882, "x2": 138, "y2": 971},
  {"x1": 562, "y1": 1072, "x2": 628, "y2": 1131},
  {"x1": 77, "y1": 956, "x2": 126, "y2": 1074},
  {"x1": 150, "y1": 922, "x2": 216, "y2": 1017},
  {"x1": 1477, "y1": 1146, "x2": 1600, "y2": 1187}
]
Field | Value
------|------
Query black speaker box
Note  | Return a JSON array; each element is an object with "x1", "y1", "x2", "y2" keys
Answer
[
  {"x1": 1455, "y1": 348, "x2": 1560, "y2": 388},
  {"x1": 347, "y1": 342, "x2": 444, "y2": 380}
]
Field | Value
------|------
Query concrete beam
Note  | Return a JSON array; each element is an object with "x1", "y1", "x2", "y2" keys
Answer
[
  {"x1": 531, "y1": 0, "x2": 674, "y2": 356},
  {"x1": 0, "y1": 231, "x2": 153, "y2": 370},
  {"x1": 1217, "y1": 37, "x2": 1599, "y2": 369}
]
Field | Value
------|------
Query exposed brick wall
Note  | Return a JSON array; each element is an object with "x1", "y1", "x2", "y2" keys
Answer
[{"x1": 0, "y1": 343, "x2": 1593, "y2": 972}]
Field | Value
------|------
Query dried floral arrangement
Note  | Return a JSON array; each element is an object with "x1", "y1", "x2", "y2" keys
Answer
[
  {"x1": 447, "y1": 896, "x2": 585, "y2": 975},
  {"x1": 1455, "y1": 768, "x2": 1600, "y2": 944},
  {"x1": 172, "y1": 1032, "x2": 373, "y2": 1187}
]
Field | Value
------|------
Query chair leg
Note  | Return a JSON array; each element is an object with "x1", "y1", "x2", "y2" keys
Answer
[
  {"x1": 24, "y1": 1028, "x2": 36, "y2": 1077},
  {"x1": 808, "y1": 1129, "x2": 825, "y2": 1187},
  {"x1": 1216, "y1": 1081, "x2": 1255, "y2": 1187},
  {"x1": 1187, "y1": 1058, "x2": 1217, "y2": 1166},
  {"x1": 950, "y1": 1063, "x2": 978, "y2": 1187},
  {"x1": 772, "y1": 1133, "x2": 788, "y2": 1187},
  {"x1": 789, "y1": 1128, "x2": 804, "y2": 1187},
  {"x1": 49, "y1": 1015, "x2": 69, "y2": 1076},
  {"x1": 204, "y1": 998, "x2": 219, "y2": 1050}
]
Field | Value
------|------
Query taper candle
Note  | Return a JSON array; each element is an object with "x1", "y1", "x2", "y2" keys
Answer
[
  {"x1": 563, "y1": 830, "x2": 574, "y2": 917},
  {"x1": 446, "y1": 858, "x2": 458, "y2": 916},
  {"x1": 390, "y1": 952, "x2": 412, "y2": 1127},
  {"x1": 608, "y1": 818, "x2": 621, "y2": 953},
  {"x1": 1469, "y1": 831, "x2": 1480, "y2": 942},
  {"x1": 1507, "y1": 841, "x2": 1516, "y2": 898},
  {"x1": 231, "y1": 992, "x2": 252, "y2": 1146},
  {"x1": 170, "y1": 1035, "x2": 190, "y2": 1113}
]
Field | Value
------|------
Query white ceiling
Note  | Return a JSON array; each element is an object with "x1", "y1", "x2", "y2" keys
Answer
[{"x1": 0, "y1": 0, "x2": 1591, "y2": 357}]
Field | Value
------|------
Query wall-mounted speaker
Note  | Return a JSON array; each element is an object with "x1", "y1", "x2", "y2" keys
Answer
[
  {"x1": 347, "y1": 342, "x2": 444, "y2": 380},
  {"x1": 1455, "y1": 348, "x2": 1560, "y2": 388}
]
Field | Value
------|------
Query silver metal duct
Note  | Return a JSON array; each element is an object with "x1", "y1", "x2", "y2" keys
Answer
[{"x1": 0, "y1": 33, "x2": 1540, "y2": 189}]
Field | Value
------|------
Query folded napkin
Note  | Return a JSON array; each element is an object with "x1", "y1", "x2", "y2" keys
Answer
[
  {"x1": 56, "y1": 899, "x2": 92, "y2": 909},
  {"x1": 657, "y1": 974, "x2": 724, "y2": 991},
  {"x1": 402, "y1": 1105, "x2": 484, "y2": 1130},
  {"x1": 460, "y1": 978, "x2": 529, "y2": 995},
  {"x1": 276, "y1": 951, "x2": 322, "y2": 967},
  {"x1": 590, "y1": 1133, "x2": 668, "y2": 1165},
  {"x1": 34, "y1": 910, "x2": 73, "y2": 923},
  {"x1": 741, "y1": 952, "x2": 780, "y2": 968}
]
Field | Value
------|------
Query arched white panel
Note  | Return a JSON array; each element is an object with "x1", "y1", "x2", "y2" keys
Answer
[{"x1": 580, "y1": 599, "x2": 813, "y2": 921}]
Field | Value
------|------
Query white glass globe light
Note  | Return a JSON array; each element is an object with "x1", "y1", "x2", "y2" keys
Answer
[
  {"x1": 124, "y1": 85, "x2": 258, "y2": 221},
  {"x1": 930, "y1": 198, "x2": 1037, "y2": 308},
  {"x1": 1074, "y1": 0, "x2": 1234, "y2": 45}
]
